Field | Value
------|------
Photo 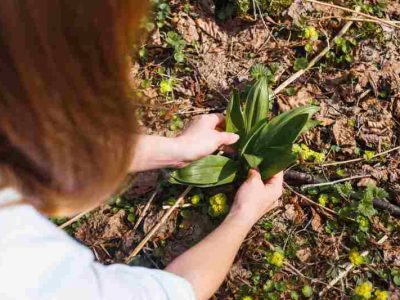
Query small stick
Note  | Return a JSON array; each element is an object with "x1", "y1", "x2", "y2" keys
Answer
[
  {"x1": 162, "y1": 203, "x2": 192, "y2": 210},
  {"x1": 306, "y1": 0, "x2": 400, "y2": 30},
  {"x1": 301, "y1": 174, "x2": 370, "y2": 190},
  {"x1": 133, "y1": 189, "x2": 159, "y2": 231},
  {"x1": 273, "y1": 8, "x2": 359, "y2": 95},
  {"x1": 309, "y1": 16, "x2": 400, "y2": 24},
  {"x1": 284, "y1": 182, "x2": 337, "y2": 215},
  {"x1": 320, "y1": 145, "x2": 400, "y2": 167},
  {"x1": 59, "y1": 204, "x2": 99, "y2": 229},
  {"x1": 319, "y1": 235, "x2": 388, "y2": 296},
  {"x1": 125, "y1": 186, "x2": 193, "y2": 263}
]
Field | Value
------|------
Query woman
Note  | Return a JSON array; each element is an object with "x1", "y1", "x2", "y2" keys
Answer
[{"x1": 0, "y1": 1, "x2": 283, "y2": 299}]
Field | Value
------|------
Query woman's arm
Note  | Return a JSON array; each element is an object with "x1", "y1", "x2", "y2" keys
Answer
[
  {"x1": 130, "y1": 114, "x2": 239, "y2": 172},
  {"x1": 166, "y1": 170, "x2": 283, "y2": 300}
]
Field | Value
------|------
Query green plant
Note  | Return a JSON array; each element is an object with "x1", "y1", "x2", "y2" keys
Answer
[
  {"x1": 293, "y1": 57, "x2": 308, "y2": 71},
  {"x1": 170, "y1": 66, "x2": 318, "y2": 187},
  {"x1": 165, "y1": 31, "x2": 186, "y2": 63},
  {"x1": 301, "y1": 285, "x2": 313, "y2": 298},
  {"x1": 160, "y1": 78, "x2": 175, "y2": 94},
  {"x1": 152, "y1": 0, "x2": 171, "y2": 28},
  {"x1": 326, "y1": 36, "x2": 357, "y2": 65}
]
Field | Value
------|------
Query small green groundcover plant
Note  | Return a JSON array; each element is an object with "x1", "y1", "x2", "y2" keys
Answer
[{"x1": 169, "y1": 65, "x2": 319, "y2": 187}]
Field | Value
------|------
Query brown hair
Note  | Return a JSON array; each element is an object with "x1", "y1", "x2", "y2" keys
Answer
[{"x1": 0, "y1": 1, "x2": 148, "y2": 215}]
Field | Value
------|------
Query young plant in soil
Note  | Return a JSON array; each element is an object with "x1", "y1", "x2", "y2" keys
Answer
[{"x1": 170, "y1": 66, "x2": 319, "y2": 187}]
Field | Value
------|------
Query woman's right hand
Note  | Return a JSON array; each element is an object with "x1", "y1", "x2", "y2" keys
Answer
[{"x1": 228, "y1": 170, "x2": 283, "y2": 227}]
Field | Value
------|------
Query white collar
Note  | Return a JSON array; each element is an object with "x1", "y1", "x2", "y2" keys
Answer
[{"x1": 0, "y1": 188, "x2": 22, "y2": 205}]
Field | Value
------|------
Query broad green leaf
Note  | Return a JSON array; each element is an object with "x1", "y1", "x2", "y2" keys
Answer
[
  {"x1": 243, "y1": 77, "x2": 271, "y2": 134},
  {"x1": 243, "y1": 153, "x2": 263, "y2": 168},
  {"x1": 169, "y1": 155, "x2": 238, "y2": 187},
  {"x1": 239, "y1": 118, "x2": 268, "y2": 154},
  {"x1": 301, "y1": 119, "x2": 321, "y2": 134},
  {"x1": 226, "y1": 90, "x2": 244, "y2": 134},
  {"x1": 259, "y1": 145, "x2": 297, "y2": 180},
  {"x1": 252, "y1": 106, "x2": 319, "y2": 154}
]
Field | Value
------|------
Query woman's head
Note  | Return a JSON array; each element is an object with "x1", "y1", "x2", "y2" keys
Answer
[{"x1": 0, "y1": 0, "x2": 148, "y2": 215}]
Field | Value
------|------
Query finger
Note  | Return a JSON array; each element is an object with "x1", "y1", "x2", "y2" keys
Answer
[
  {"x1": 247, "y1": 168, "x2": 262, "y2": 181},
  {"x1": 218, "y1": 131, "x2": 239, "y2": 145},
  {"x1": 202, "y1": 113, "x2": 225, "y2": 128},
  {"x1": 264, "y1": 171, "x2": 284, "y2": 186}
]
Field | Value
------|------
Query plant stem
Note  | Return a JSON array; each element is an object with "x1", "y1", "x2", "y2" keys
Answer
[{"x1": 300, "y1": 174, "x2": 370, "y2": 190}]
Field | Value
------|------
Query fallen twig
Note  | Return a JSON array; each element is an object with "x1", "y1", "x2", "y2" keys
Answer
[
  {"x1": 300, "y1": 174, "x2": 370, "y2": 190},
  {"x1": 319, "y1": 235, "x2": 388, "y2": 296},
  {"x1": 309, "y1": 16, "x2": 400, "y2": 25},
  {"x1": 273, "y1": 9, "x2": 359, "y2": 95},
  {"x1": 373, "y1": 199, "x2": 400, "y2": 218},
  {"x1": 133, "y1": 189, "x2": 159, "y2": 231},
  {"x1": 320, "y1": 145, "x2": 400, "y2": 167},
  {"x1": 125, "y1": 186, "x2": 193, "y2": 263},
  {"x1": 284, "y1": 169, "x2": 321, "y2": 185},
  {"x1": 59, "y1": 204, "x2": 99, "y2": 229},
  {"x1": 285, "y1": 170, "x2": 400, "y2": 218},
  {"x1": 306, "y1": 0, "x2": 400, "y2": 30},
  {"x1": 284, "y1": 182, "x2": 337, "y2": 216}
]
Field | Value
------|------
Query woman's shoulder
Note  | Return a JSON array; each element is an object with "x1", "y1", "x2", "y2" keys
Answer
[{"x1": 0, "y1": 188, "x2": 195, "y2": 300}]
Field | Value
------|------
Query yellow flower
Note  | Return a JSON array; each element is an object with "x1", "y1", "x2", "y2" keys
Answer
[
  {"x1": 374, "y1": 290, "x2": 389, "y2": 300},
  {"x1": 241, "y1": 296, "x2": 253, "y2": 300},
  {"x1": 363, "y1": 150, "x2": 375, "y2": 161},
  {"x1": 292, "y1": 144, "x2": 325, "y2": 163},
  {"x1": 349, "y1": 249, "x2": 364, "y2": 266},
  {"x1": 318, "y1": 194, "x2": 329, "y2": 207},
  {"x1": 208, "y1": 193, "x2": 228, "y2": 217},
  {"x1": 267, "y1": 251, "x2": 285, "y2": 268},
  {"x1": 304, "y1": 26, "x2": 319, "y2": 41},
  {"x1": 190, "y1": 194, "x2": 201, "y2": 206},
  {"x1": 354, "y1": 281, "x2": 373, "y2": 299}
]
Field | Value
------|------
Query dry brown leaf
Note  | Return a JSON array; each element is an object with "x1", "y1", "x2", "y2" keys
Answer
[
  {"x1": 296, "y1": 248, "x2": 311, "y2": 263},
  {"x1": 195, "y1": 17, "x2": 228, "y2": 43},
  {"x1": 283, "y1": 202, "x2": 305, "y2": 224},
  {"x1": 176, "y1": 13, "x2": 199, "y2": 43},
  {"x1": 287, "y1": 0, "x2": 313, "y2": 25},
  {"x1": 357, "y1": 177, "x2": 377, "y2": 187},
  {"x1": 393, "y1": 96, "x2": 400, "y2": 121},
  {"x1": 332, "y1": 118, "x2": 356, "y2": 153},
  {"x1": 310, "y1": 207, "x2": 323, "y2": 233},
  {"x1": 383, "y1": 247, "x2": 400, "y2": 267},
  {"x1": 362, "y1": 165, "x2": 389, "y2": 182},
  {"x1": 278, "y1": 85, "x2": 316, "y2": 112},
  {"x1": 75, "y1": 207, "x2": 129, "y2": 246}
]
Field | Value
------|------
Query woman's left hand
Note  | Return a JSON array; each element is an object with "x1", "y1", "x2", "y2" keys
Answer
[
  {"x1": 130, "y1": 114, "x2": 239, "y2": 172},
  {"x1": 174, "y1": 114, "x2": 239, "y2": 167}
]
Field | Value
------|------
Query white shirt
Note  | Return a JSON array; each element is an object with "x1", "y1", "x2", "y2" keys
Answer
[{"x1": 0, "y1": 188, "x2": 195, "y2": 300}]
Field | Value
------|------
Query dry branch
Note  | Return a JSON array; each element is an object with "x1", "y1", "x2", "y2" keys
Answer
[
  {"x1": 320, "y1": 146, "x2": 400, "y2": 167},
  {"x1": 306, "y1": 0, "x2": 400, "y2": 30},
  {"x1": 125, "y1": 186, "x2": 193, "y2": 263},
  {"x1": 273, "y1": 9, "x2": 359, "y2": 95}
]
